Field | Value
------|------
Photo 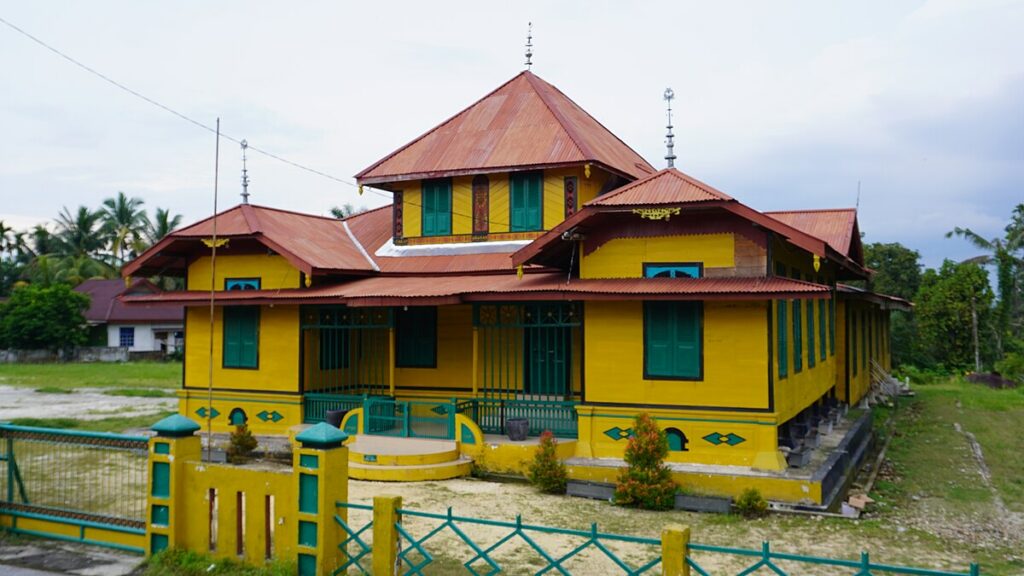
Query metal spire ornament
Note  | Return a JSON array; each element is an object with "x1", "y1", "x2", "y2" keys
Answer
[
  {"x1": 525, "y1": 22, "x2": 533, "y2": 70},
  {"x1": 663, "y1": 88, "x2": 677, "y2": 168},
  {"x1": 240, "y1": 139, "x2": 250, "y2": 204}
]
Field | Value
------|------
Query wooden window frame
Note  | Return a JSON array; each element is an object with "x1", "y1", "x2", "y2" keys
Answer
[
  {"x1": 642, "y1": 301, "x2": 704, "y2": 381},
  {"x1": 223, "y1": 306, "x2": 259, "y2": 370},
  {"x1": 510, "y1": 171, "x2": 544, "y2": 232},
  {"x1": 421, "y1": 179, "x2": 453, "y2": 237}
]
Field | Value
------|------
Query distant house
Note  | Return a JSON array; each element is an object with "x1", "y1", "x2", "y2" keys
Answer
[{"x1": 75, "y1": 279, "x2": 184, "y2": 353}]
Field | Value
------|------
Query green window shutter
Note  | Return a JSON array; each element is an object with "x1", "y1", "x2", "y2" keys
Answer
[
  {"x1": 792, "y1": 299, "x2": 802, "y2": 373},
  {"x1": 396, "y1": 307, "x2": 437, "y2": 368},
  {"x1": 829, "y1": 292, "x2": 836, "y2": 356},
  {"x1": 852, "y1": 313, "x2": 858, "y2": 376},
  {"x1": 807, "y1": 299, "x2": 815, "y2": 368},
  {"x1": 862, "y1": 311, "x2": 868, "y2": 370},
  {"x1": 224, "y1": 307, "x2": 258, "y2": 369},
  {"x1": 819, "y1": 299, "x2": 827, "y2": 361},
  {"x1": 422, "y1": 180, "x2": 451, "y2": 236},
  {"x1": 777, "y1": 300, "x2": 788, "y2": 379},
  {"x1": 644, "y1": 302, "x2": 701, "y2": 379},
  {"x1": 510, "y1": 172, "x2": 542, "y2": 231}
]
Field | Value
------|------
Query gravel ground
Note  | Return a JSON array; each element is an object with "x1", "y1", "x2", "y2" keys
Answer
[{"x1": 0, "y1": 386, "x2": 175, "y2": 421}]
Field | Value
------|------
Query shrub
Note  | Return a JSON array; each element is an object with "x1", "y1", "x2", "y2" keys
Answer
[
  {"x1": 527, "y1": 430, "x2": 567, "y2": 494},
  {"x1": 0, "y1": 284, "x2": 89, "y2": 350},
  {"x1": 227, "y1": 423, "x2": 258, "y2": 464},
  {"x1": 995, "y1": 351, "x2": 1024, "y2": 386},
  {"x1": 614, "y1": 413, "x2": 677, "y2": 510},
  {"x1": 735, "y1": 488, "x2": 769, "y2": 518}
]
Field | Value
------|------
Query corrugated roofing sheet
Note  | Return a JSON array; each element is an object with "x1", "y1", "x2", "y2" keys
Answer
[
  {"x1": 124, "y1": 273, "x2": 829, "y2": 307},
  {"x1": 355, "y1": 71, "x2": 654, "y2": 184},
  {"x1": 587, "y1": 168, "x2": 732, "y2": 206},
  {"x1": 765, "y1": 209, "x2": 857, "y2": 257},
  {"x1": 76, "y1": 279, "x2": 182, "y2": 323}
]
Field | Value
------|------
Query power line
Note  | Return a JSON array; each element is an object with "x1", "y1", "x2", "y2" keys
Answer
[{"x1": 0, "y1": 14, "x2": 542, "y2": 230}]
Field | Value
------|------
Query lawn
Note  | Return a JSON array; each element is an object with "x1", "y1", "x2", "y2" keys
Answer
[{"x1": 0, "y1": 361, "x2": 181, "y2": 392}]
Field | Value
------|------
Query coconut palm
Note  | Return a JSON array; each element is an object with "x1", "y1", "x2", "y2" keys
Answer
[
  {"x1": 55, "y1": 254, "x2": 113, "y2": 285},
  {"x1": 56, "y1": 206, "x2": 106, "y2": 258},
  {"x1": 100, "y1": 192, "x2": 149, "y2": 267},
  {"x1": 145, "y1": 207, "x2": 183, "y2": 245}
]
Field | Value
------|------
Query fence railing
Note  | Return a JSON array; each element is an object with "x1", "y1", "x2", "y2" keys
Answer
[
  {"x1": 334, "y1": 498, "x2": 980, "y2": 576},
  {"x1": 0, "y1": 423, "x2": 149, "y2": 529},
  {"x1": 303, "y1": 393, "x2": 366, "y2": 424},
  {"x1": 467, "y1": 398, "x2": 579, "y2": 438}
]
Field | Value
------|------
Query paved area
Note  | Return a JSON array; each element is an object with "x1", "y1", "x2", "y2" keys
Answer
[{"x1": 0, "y1": 538, "x2": 142, "y2": 576}]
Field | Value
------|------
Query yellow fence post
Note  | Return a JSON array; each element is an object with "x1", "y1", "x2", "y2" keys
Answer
[
  {"x1": 294, "y1": 422, "x2": 350, "y2": 576},
  {"x1": 372, "y1": 495, "x2": 402, "y2": 576},
  {"x1": 661, "y1": 524, "x2": 690, "y2": 576},
  {"x1": 146, "y1": 415, "x2": 202, "y2": 556}
]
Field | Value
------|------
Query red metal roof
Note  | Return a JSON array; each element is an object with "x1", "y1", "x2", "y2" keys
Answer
[
  {"x1": 124, "y1": 274, "x2": 830, "y2": 307},
  {"x1": 765, "y1": 209, "x2": 858, "y2": 258},
  {"x1": 124, "y1": 204, "x2": 378, "y2": 277},
  {"x1": 76, "y1": 279, "x2": 183, "y2": 324},
  {"x1": 586, "y1": 168, "x2": 732, "y2": 206},
  {"x1": 355, "y1": 71, "x2": 655, "y2": 185},
  {"x1": 838, "y1": 283, "x2": 912, "y2": 311}
]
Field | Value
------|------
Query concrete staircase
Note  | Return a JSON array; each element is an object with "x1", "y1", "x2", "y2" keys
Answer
[{"x1": 347, "y1": 436, "x2": 472, "y2": 481}]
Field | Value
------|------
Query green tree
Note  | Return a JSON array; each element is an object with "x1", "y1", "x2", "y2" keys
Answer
[
  {"x1": 145, "y1": 207, "x2": 183, "y2": 245},
  {"x1": 100, "y1": 192, "x2": 149, "y2": 267},
  {"x1": 0, "y1": 284, "x2": 90, "y2": 350},
  {"x1": 330, "y1": 204, "x2": 367, "y2": 219},
  {"x1": 864, "y1": 242, "x2": 922, "y2": 301},
  {"x1": 56, "y1": 206, "x2": 106, "y2": 257},
  {"x1": 914, "y1": 260, "x2": 995, "y2": 371}
]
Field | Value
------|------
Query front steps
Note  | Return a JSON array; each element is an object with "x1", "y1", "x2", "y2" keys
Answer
[{"x1": 347, "y1": 436, "x2": 472, "y2": 481}]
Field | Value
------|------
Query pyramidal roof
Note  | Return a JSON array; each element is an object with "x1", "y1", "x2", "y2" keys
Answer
[
  {"x1": 355, "y1": 71, "x2": 655, "y2": 185},
  {"x1": 586, "y1": 168, "x2": 733, "y2": 207}
]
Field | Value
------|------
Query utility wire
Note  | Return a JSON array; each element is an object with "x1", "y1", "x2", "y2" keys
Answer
[{"x1": 0, "y1": 14, "x2": 548, "y2": 231}]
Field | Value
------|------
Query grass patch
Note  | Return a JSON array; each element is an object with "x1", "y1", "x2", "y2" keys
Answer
[
  {"x1": 142, "y1": 549, "x2": 295, "y2": 576},
  {"x1": 103, "y1": 388, "x2": 175, "y2": 398},
  {"x1": 33, "y1": 385, "x2": 73, "y2": 394},
  {"x1": 9, "y1": 410, "x2": 175, "y2": 433},
  {"x1": 0, "y1": 361, "x2": 180, "y2": 391}
]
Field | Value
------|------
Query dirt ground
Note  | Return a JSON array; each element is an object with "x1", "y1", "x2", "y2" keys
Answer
[{"x1": 0, "y1": 385, "x2": 175, "y2": 421}]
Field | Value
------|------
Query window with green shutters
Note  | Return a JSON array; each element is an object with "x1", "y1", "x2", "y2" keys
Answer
[
  {"x1": 223, "y1": 306, "x2": 259, "y2": 369},
  {"x1": 829, "y1": 291, "x2": 836, "y2": 356},
  {"x1": 777, "y1": 300, "x2": 788, "y2": 379},
  {"x1": 396, "y1": 307, "x2": 437, "y2": 368},
  {"x1": 421, "y1": 179, "x2": 452, "y2": 236},
  {"x1": 807, "y1": 299, "x2": 816, "y2": 368},
  {"x1": 852, "y1": 312, "x2": 858, "y2": 376},
  {"x1": 862, "y1": 311, "x2": 868, "y2": 371},
  {"x1": 510, "y1": 171, "x2": 543, "y2": 232},
  {"x1": 818, "y1": 299, "x2": 827, "y2": 362},
  {"x1": 644, "y1": 301, "x2": 702, "y2": 380},
  {"x1": 792, "y1": 298, "x2": 803, "y2": 373}
]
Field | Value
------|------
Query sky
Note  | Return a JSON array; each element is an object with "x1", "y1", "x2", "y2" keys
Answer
[{"x1": 1, "y1": 0, "x2": 1022, "y2": 270}]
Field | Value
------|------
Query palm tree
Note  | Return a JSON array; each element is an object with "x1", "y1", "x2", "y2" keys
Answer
[
  {"x1": 100, "y1": 192, "x2": 149, "y2": 267},
  {"x1": 56, "y1": 254, "x2": 113, "y2": 285},
  {"x1": 330, "y1": 204, "x2": 366, "y2": 219},
  {"x1": 0, "y1": 220, "x2": 13, "y2": 258},
  {"x1": 28, "y1": 225, "x2": 58, "y2": 258},
  {"x1": 56, "y1": 206, "x2": 106, "y2": 258},
  {"x1": 145, "y1": 207, "x2": 183, "y2": 245}
]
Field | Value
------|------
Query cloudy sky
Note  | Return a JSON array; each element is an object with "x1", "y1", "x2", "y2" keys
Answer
[{"x1": 1, "y1": 1, "x2": 1021, "y2": 269}]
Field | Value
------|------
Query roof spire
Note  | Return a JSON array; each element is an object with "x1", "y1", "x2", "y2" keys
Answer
[
  {"x1": 524, "y1": 22, "x2": 533, "y2": 70},
  {"x1": 240, "y1": 139, "x2": 250, "y2": 204},
  {"x1": 663, "y1": 88, "x2": 677, "y2": 168}
]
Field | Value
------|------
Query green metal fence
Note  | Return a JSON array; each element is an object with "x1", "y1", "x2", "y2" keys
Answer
[
  {"x1": 0, "y1": 423, "x2": 149, "y2": 530},
  {"x1": 460, "y1": 398, "x2": 578, "y2": 438},
  {"x1": 303, "y1": 393, "x2": 366, "y2": 424},
  {"x1": 333, "y1": 501, "x2": 980, "y2": 576}
]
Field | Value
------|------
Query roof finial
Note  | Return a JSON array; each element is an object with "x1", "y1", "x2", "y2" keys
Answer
[
  {"x1": 524, "y1": 22, "x2": 533, "y2": 70},
  {"x1": 240, "y1": 139, "x2": 250, "y2": 204},
  {"x1": 663, "y1": 88, "x2": 677, "y2": 168}
]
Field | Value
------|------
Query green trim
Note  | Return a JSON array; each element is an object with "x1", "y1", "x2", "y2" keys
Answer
[
  {"x1": 152, "y1": 462, "x2": 170, "y2": 498},
  {"x1": 298, "y1": 473, "x2": 318, "y2": 514},
  {"x1": 1, "y1": 509, "x2": 146, "y2": 535},
  {"x1": 586, "y1": 412, "x2": 776, "y2": 426},
  {"x1": 153, "y1": 442, "x2": 170, "y2": 455},
  {"x1": 152, "y1": 414, "x2": 201, "y2": 437},
  {"x1": 151, "y1": 533, "x2": 169, "y2": 554},
  {"x1": 3, "y1": 525, "x2": 144, "y2": 554},
  {"x1": 298, "y1": 520, "x2": 318, "y2": 547},
  {"x1": 151, "y1": 505, "x2": 169, "y2": 526},
  {"x1": 297, "y1": 553, "x2": 317, "y2": 576},
  {"x1": 180, "y1": 392, "x2": 303, "y2": 404},
  {"x1": 299, "y1": 454, "x2": 319, "y2": 469},
  {"x1": 0, "y1": 424, "x2": 148, "y2": 443}
]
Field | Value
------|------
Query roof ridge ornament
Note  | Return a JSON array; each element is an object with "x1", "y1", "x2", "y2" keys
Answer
[
  {"x1": 240, "y1": 139, "x2": 250, "y2": 204},
  {"x1": 525, "y1": 22, "x2": 533, "y2": 70},
  {"x1": 633, "y1": 207, "x2": 681, "y2": 221},
  {"x1": 664, "y1": 88, "x2": 676, "y2": 168}
]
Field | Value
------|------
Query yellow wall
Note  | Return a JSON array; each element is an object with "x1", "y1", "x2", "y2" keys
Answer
[
  {"x1": 188, "y1": 254, "x2": 300, "y2": 291},
  {"x1": 178, "y1": 389, "x2": 302, "y2": 435},
  {"x1": 395, "y1": 305, "x2": 474, "y2": 393},
  {"x1": 184, "y1": 305, "x2": 300, "y2": 395},
  {"x1": 581, "y1": 234, "x2": 736, "y2": 279},
  {"x1": 584, "y1": 300, "x2": 769, "y2": 410},
  {"x1": 403, "y1": 186, "x2": 423, "y2": 237}
]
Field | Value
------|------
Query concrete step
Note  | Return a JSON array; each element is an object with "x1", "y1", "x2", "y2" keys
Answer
[
  {"x1": 347, "y1": 436, "x2": 459, "y2": 467},
  {"x1": 349, "y1": 457, "x2": 473, "y2": 482}
]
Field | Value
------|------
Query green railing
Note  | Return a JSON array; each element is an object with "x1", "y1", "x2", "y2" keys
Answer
[
  {"x1": 463, "y1": 398, "x2": 578, "y2": 438},
  {"x1": 333, "y1": 501, "x2": 980, "y2": 576},
  {"x1": 0, "y1": 423, "x2": 149, "y2": 530},
  {"x1": 303, "y1": 393, "x2": 365, "y2": 424},
  {"x1": 364, "y1": 398, "x2": 455, "y2": 440}
]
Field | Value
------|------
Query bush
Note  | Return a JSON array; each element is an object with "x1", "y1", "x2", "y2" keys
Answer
[
  {"x1": 227, "y1": 423, "x2": 258, "y2": 464},
  {"x1": 735, "y1": 488, "x2": 768, "y2": 518},
  {"x1": 0, "y1": 284, "x2": 89, "y2": 350},
  {"x1": 995, "y1": 351, "x2": 1024, "y2": 386},
  {"x1": 527, "y1": 430, "x2": 567, "y2": 494},
  {"x1": 614, "y1": 413, "x2": 677, "y2": 510}
]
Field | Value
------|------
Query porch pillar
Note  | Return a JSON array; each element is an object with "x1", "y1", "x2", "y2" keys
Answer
[
  {"x1": 387, "y1": 327, "x2": 395, "y2": 397},
  {"x1": 471, "y1": 326, "x2": 479, "y2": 397}
]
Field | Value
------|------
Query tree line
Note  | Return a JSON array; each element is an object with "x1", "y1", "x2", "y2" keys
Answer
[
  {"x1": 866, "y1": 203, "x2": 1024, "y2": 381},
  {"x1": 0, "y1": 192, "x2": 182, "y2": 295}
]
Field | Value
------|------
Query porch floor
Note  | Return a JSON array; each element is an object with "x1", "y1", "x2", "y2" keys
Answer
[{"x1": 348, "y1": 435, "x2": 455, "y2": 457}]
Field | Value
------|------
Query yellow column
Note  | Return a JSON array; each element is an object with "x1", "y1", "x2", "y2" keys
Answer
[
  {"x1": 471, "y1": 326, "x2": 479, "y2": 397},
  {"x1": 388, "y1": 327, "x2": 396, "y2": 397},
  {"x1": 573, "y1": 405, "x2": 595, "y2": 458},
  {"x1": 372, "y1": 495, "x2": 402, "y2": 576},
  {"x1": 661, "y1": 524, "x2": 691, "y2": 576},
  {"x1": 146, "y1": 415, "x2": 202, "y2": 556},
  {"x1": 293, "y1": 423, "x2": 349, "y2": 576}
]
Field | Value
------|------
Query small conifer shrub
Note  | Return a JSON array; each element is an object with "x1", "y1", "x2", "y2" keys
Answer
[
  {"x1": 227, "y1": 423, "x2": 258, "y2": 464},
  {"x1": 614, "y1": 413, "x2": 677, "y2": 510},
  {"x1": 735, "y1": 487, "x2": 769, "y2": 518},
  {"x1": 527, "y1": 430, "x2": 568, "y2": 494}
]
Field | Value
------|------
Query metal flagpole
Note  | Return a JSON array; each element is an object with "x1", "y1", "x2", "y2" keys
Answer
[{"x1": 206, "y1": 118, "x2": 221, "y2": 462}]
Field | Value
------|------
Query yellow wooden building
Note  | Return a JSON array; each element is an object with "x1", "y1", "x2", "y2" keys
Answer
[{"x1": 125, "y1": 70, "x2": 909, "y2": 504}]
